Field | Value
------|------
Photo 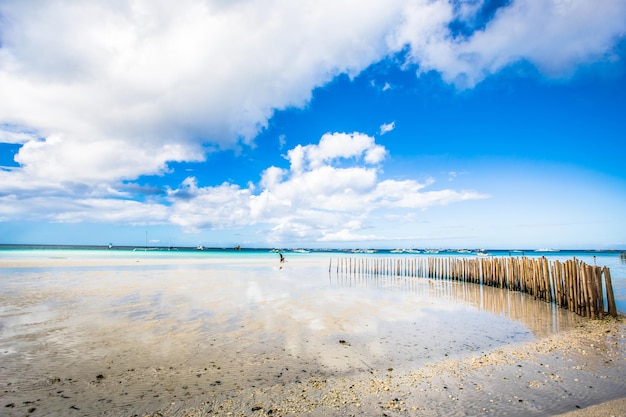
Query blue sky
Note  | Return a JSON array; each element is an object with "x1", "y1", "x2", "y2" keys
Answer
[{"x1": 1, "y1": 0, "x2": 625, "y2": 249}]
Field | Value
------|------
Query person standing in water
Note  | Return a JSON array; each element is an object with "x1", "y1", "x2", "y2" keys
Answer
[{"x1": 279, "y1": 253, "x2": 286, "y2": 269}]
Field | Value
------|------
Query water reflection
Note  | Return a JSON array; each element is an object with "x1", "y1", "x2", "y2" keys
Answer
[
  {"x1": 331, "y1": 271, "x2": 584, "y2": 338},
  {"x1": 0, "y1": 259, "x2": 601, "y2": 417}
]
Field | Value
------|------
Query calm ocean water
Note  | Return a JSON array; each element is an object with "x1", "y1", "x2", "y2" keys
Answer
[{"x1": 1, "y1": 245, "x2": 625, "y2": 313}]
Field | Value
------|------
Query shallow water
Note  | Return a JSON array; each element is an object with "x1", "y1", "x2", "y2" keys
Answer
[
  {"x1": 2, "y1": 246, "x2": 624, "y2": 311},
  {"x1": 0, "y1": 253, "x2": 597, "y2": 416}
]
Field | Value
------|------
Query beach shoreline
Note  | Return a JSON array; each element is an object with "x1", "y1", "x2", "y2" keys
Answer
[{"x1": 1, "y1": 255, "x2": 624, "y2": 416}]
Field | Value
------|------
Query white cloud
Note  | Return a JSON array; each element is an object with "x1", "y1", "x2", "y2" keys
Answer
[
  {"x1": 13, "y1": 135, "x2": 203, "y2": 184},
  {"x1": 278, "y1": 134, "x2": 287, "y2": 150},
  {"x1": 395, "y1": 0, "x2": 626, "y2": 87},
  {"x1": 0, "y1": 0, "x2": 623, "y2": 245},
  {"x1": 0, "y1": 0, "x2": 623, "y2": 188},
  {"x1": 164, "y1": 132, "x2": 487, "y2": 243},
  {"x1": 0, "y1": 0, "x2": 400, "y2": 185},
  {"x1": 0, "y1": 193, "x2": 169, "y2": 225},
  {"x1": 0, "y1": 129, "x2": 38, "y2": 144},
  {"x1": 318, "y1": 229, "x2": 381, "y2": 243},
  {"x1": 379, "y1": 122, "x2": 395, "y2": 135},
  {"x1": 168, "y1": 178, "x2": 254, "y2": 232},
  {"x1": 288, "y1": 132, "x2": 387, "y2": 172}
]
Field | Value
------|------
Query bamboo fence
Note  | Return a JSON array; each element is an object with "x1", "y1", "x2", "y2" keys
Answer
[{"x1": 329, "y1": 256, "x2": 618, "y2": 319}]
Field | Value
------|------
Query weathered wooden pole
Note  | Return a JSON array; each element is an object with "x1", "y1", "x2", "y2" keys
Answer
[
  {"x1": 332, "y1": 255, "x2": 614, "y2": 320},
  {"x1": 603, "y1": 267, "x2": 618, "y2": 317},
  {"x1": 592, "y1": 266, "x2": 604, "y2": 319},
  {"x1": 581, "y1": 264, "x2": 591, "y2": 318}
]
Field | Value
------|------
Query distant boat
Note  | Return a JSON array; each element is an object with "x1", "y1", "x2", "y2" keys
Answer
[
  {"x1": 133, "y1": 230, "x2": 159, "y2": 251},
  {"x1": 475, "y1": 249, "x2": 490, "y2": 257},
  {"x1": 108, "y1": 243, "x2": 113, "y2": 249},
  {"x1": 292, "y1": 249, "x2": 309, "y2": 253},
  {"x1": 233, "y1": 245, "x2": 241, "y2": 250},
  {"x1": 535, "y1": 248, "x2": 559, "y2": 252},
  {"x1": 197, "y1": 245, "x2": 205, "y2": 251}
]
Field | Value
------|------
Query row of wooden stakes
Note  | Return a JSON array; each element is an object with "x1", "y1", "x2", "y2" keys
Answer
[{"x1": 329, "y1": 256, "x2": 618, "y2": 319}]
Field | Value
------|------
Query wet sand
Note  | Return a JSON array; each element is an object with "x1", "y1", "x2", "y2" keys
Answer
[
  {"x1": 1, "y1": 254, "x2": 624, "y2": 416},
  {"x1": 554, "y1": 397, "x2": 626, "y2": 417}
]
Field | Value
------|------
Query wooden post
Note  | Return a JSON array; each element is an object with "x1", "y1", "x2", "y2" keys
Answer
[
  {"x1": 568, "y1": 260, "x2": 582, "y2": 315},
  {"x1": 541, "y1": 257, "x2": 551, "y2": 302},
  {"x1": 333, "y1": 255, "x2": 615, "y2": 320},
  {"x1": 593, "y1": 266, "x2": 604, "y2": 319},
  {"x1": 603, "y1": 267, "x2": 618, "y2": 317},
  {"x1": 581, "y1": 264, "x2": 591, "y2": 318}
]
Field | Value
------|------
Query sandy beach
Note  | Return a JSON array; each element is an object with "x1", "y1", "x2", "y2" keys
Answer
[{"x1": 1, "y1": 253, "x2": 624, "y2": 416}]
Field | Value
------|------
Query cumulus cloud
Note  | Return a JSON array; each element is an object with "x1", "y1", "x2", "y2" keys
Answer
[
  {"x1": 165, "y1": 132, "x2": 487, "y2": 243},
  {"x1": 394, "y1": 0, "x2": 626, "y2": 87},
  {"x1": 287, "y1": 132, "x2": 387, "y2": 173},
  {"x1": 1, "y1": 0, "x2": 623, "y2": 186},
  {"x1": 0, "y1": 0, "x2": 623, "y2": 244},
  {"x1": 0, "y1": 0, "x2": 399, "y2": 185},
  {"x1": 168, "y1": 178, "x2": 254, "y2": 232},
  {"x1": 0, "y1": 131, "x2": 488, "y2": 243}
]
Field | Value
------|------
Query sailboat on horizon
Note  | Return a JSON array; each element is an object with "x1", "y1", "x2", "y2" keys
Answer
[{"x1": 133, "y1": 230, "x2": 159, "y2": 251}]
